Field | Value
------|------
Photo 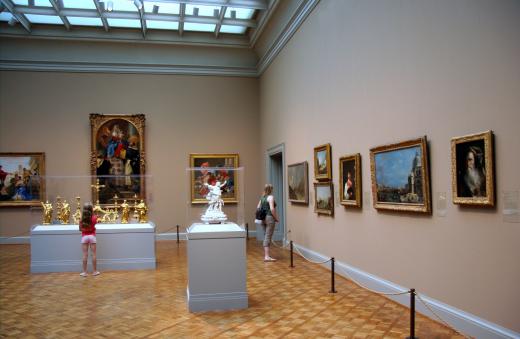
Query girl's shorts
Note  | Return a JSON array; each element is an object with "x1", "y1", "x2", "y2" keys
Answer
[{"x1": 81, "y1": 235, "x2": 97, "y2": 244}]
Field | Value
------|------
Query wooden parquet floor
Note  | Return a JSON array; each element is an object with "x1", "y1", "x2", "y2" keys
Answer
[{"x1": 0, "y1": 240, "x2": 465, "y2": 338}]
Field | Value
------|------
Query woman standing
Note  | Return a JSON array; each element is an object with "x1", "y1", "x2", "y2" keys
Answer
[{"x1": 257, "y1": 184, "x2": 279, "y2": 262}]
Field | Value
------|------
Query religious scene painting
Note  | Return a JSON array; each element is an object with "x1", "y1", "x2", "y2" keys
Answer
[
  {"x1": 288, "y1": 161, "x2": 309, "y2": 204},
  {"x1": 90, "y1": 114, "x2": 145, "y2": 205},
  {"x1": 339, "y1": 153, "x2": 362, "y2": 208},
  {"x1": 190, "y1": 153, "x2": 239, "y2": 204},
  {"x1": 451, "y1": 130, "x2": 494, "y2": 207},
  {"x1": 0, "y1": 152, "x2": 45, "y2": 207},
  {"x1": 370, "y1": 137, "x2": 431, "y2": 213},
  {"x1": 314, "y1": 182, "x2": 334, "y2": 215},
  {"x1": 314, "y1": 143, "x2": 332, "y2": 181}
]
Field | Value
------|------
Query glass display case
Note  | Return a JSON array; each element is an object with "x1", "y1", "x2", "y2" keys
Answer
[
  {"x1": 29, "y1": 174, "x2": 154, "y2": 225},
  {"x1": 185, "y1": 166, "x2": 244, "y2": 228}
]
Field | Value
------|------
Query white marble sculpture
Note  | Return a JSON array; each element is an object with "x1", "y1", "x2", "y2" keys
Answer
[{"x1": 201, "y1": 180, "x2": 228, "y2": 223}]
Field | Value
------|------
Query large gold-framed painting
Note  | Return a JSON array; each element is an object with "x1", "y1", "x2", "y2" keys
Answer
[
  {"x1": 190, "y1": 153, "x2": 239, "y2": 204},
  {"x1": 90, "y1": 114, "x2": 145, "y2": 205},
  {"x1": 0, "y1": 152, "x2": 45, "y2": 207},
  {"x1": 339, "y1": 153, "x2": 362, "y2": 208},
  {"x1": 451, "y1": 130, "x2": 494, "y2": 207},
  {"x1": 370, "y1": 137, "x2": 431, "y2": 214}
]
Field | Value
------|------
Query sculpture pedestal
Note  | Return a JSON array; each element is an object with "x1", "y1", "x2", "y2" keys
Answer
[
  {"x1": 186, "y1": 222, "x2": 248, "y2": 312},
  {"x1": 30, "y1": 223, "x2": 156, "y2": 273}
]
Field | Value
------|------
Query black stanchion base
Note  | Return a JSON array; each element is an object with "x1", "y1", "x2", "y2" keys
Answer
[
  {"x1": 405, "y1": 337, "x2": 419, "y2": 339},
  {"x1": 329, "y1": 290, "x2": 337, "y2": 293}
]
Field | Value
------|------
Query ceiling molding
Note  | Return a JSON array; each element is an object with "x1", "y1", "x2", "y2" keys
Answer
[
  {"x1": 256, "y1": 0, "x2": 320, "y2": 76},
  {"x1": 0, "y1": 59, "x2": 258, "y2": 77}
]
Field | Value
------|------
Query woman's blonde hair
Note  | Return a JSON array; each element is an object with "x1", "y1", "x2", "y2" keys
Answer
[{"x1": 263, "y1": 184, "x2": 273, "y2": 196}]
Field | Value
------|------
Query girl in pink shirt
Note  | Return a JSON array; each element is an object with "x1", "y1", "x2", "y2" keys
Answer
[{"x1": 79, "y1": 203, "x2": 100, "y2": 277}]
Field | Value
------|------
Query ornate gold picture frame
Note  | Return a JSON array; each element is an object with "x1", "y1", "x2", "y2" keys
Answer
[
  {"x1": 90, "y1": 114, "x2": 146, "y2": 205},
  {"x1": 339, "y1": 153, "x2": 362, "y2": 208},
  {"x1": 370, "y1": 137, "x2": 431, "y2": 213},
  {"x1": 288, "y1": 161, "x2": 309, "y2": 204},
  {"x1": 314, "y1": 181, "x2": 334, "y2": 215},
  {"x1": 451, "y1": 130, "x2": 494, "y2": 207},
  {"x1": 314, "y1": 143, "x2": 332, "y2": 181},
  {"x1": 0, "y1": 152, "x2": 45, "y2": 207},
  {"x1": 190, "y1": 153, "x2": 239, "y2": 204}
]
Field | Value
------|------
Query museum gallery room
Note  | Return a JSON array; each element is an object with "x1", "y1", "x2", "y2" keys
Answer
[{"x1": 0, "y1": 0, "x2": 519, "y2": 338}]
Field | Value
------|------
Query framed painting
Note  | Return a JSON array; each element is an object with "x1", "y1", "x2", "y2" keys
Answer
[
  {"x1": 190, "y1": 153, "x2": 239, "y2": 204},
  {"x1": 0, "y1": 152, "x2": 45, "y2": 207},
  {"x1": 369, "y1": 137, "x2": 431, "y2": 213},
  {"x1": 314, "y1": 182, "x2": 334, "y2": 215},
  {"x1": 90, "y1": 114, "x2": 146, "y2": 205},
  {"x1": 288, "y1": 161, "x2": 309, "y2": 204},
  {"x1": 314, "y1": 143, "x2": 332, "y2": 181},
  {"x1": 339, "y1": 153, "x2": 362, "y2": 208},
  {"x1": 451, "y1": 130, "x2": 494, "y2": 207}
]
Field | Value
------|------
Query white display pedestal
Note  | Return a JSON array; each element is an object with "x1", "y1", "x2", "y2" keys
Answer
[
  {"x1": 186, "y1": 222, "x2": 247, "y2": 312},
  {"x1": 30, "y1": 223, "x2": 156, "y2": 273}
]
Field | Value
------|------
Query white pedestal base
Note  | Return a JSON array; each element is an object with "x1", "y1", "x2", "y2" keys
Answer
[
  {"x1": 30, "y1": 223, "x2": 156, "y2": 273},
  {"x1": 187, "y1": 223, "x2": 248, "y2": 312}
]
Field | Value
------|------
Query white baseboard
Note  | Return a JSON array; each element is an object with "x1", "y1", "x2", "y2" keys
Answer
[
  {"x1": 0, "y1": 236, "x2": 30, "y2": 244},
  {"x1": 293, "y1": 243, "x2": 520, "y2": 339}
]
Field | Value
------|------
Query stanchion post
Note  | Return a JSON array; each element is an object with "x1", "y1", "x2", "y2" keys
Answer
[
  {"x1": 329, "y1": 257, "x2": 337, "y2": 293},
  {"x1": 246, "y1": 223, "x2": 249, "y2": 240},
  {"x1": 176, "y1": 225, "x2": 179, "y2": 244},
  {"x1": 290, "y1": 240, "x2": 294, "y2": 268},
  {"x1": 406, "y1": 288, "x2": 418, "y2": 339}
]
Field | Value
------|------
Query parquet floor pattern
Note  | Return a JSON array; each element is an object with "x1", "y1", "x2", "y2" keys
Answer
[{"x1": 0, "y1": 240, "x2": 465, "y2": 338}]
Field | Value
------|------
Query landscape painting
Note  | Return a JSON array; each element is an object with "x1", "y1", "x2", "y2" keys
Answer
[
  {"x1": 288, "y1": 161, "x2": 308, "y2": 204},
  {"x1": 370, "y1": 137, "x2": 431, "y2": 213},
  {"x1": 0, "y1": 152, "x2": 45, "y2": 207},
  {"x1": 314, "y1": 182, "x2": 334, "y2": 215},
  {"x1": 314, "y1": 143, "x2": 331, "y2": 181}
]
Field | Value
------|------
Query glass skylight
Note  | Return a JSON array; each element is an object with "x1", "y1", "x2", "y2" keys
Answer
[
  {"x1": 25, "y1": 14, "x2": 63, "y2": 25},
  {"x1": 146, "y1": 20, "x2": 178, "y2": 30},
  {"x1": 3, "y1": 0, "x2": 261, "y2": 38},
  {"x1": 62, "y1": 0, "x2": 96, "y2": 10},
  {"x1": 225, "y1": 7, "x2": 254, "y2": 19},
  {"x1": 0, "y1": 12, "x2": 14, "y2": 22},
  {"x1": 67, "y1": 17, "x2": 103, "y2": 27},
  {"x1": 183, "y1": 23, "x2": 215, "y2": 32},
  {"x1": 34, "y1": 0, "x2": 52, "y2": 7},
  {"x1": 220, "y1": 25, "x2": 246, "y2": 34},
  {"x1": 107, "y1": 18, "x2": 141, "y2": 28},
  {"x1": 144, "y1": 1, "x2": 179, "y2": 14},
  {"x1": 112, "y1": 0, "x2": 138, "y2": 12},
  {"x1": 185, "y1": 4, "x2": 220, "y2": 17}
]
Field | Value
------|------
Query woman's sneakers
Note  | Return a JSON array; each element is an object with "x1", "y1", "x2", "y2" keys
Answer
[
  {"x1": 92, "y1": 271, "x2": 101, "y2": 276},
  {"x1": 80, "y1": 272, "x2": 88, "y2": 277}
]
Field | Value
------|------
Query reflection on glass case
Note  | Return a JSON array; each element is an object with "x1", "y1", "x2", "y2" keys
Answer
[
  {"x1": 186, "y1": 167, "x2": 244, "y2": 227},
  {"x1": 30, "y1": 175, "x2": 153, "y2": 225}
]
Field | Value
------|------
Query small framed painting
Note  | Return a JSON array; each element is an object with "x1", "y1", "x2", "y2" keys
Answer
[
  {"x1": 288, "y1": 161, "x2": 309, "y2": 204},
  {"x1": 0, "y1": 152, "x2": 45, "y2": 207},
  {"x1": 451, "y1": 130, "x2": 494, "y2": 207},
  {"x1": 314, "y1": 182, "x2": 334, "y2": 216},
  {"x1": 339, "y1": 153, "x2": 362, "y2": 208},
  {"x1": 370, "y1": 137, "x2": 431, "y2": 213},
  {"x1": 314, "y1": 143, "x2": 332, "y2": 181}
]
